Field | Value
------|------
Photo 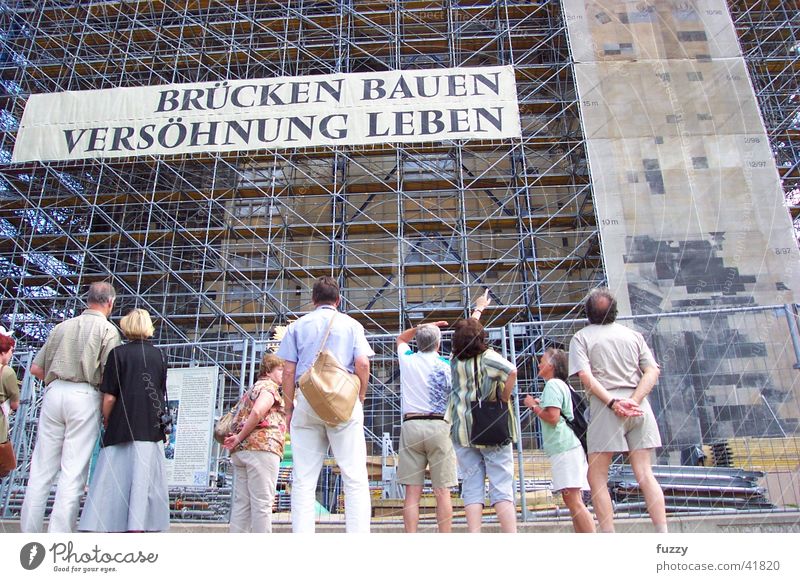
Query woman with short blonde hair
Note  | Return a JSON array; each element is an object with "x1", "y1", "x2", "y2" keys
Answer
[
  {"x1": 79, "y1": 309, "x2": 170, "y2": 532},
  {"x1": 119, "y1": 309, "x2": 155, "y2": 340}
]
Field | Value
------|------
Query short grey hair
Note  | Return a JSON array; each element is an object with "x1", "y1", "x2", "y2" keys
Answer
[
  {"x1": 86, "y1": 282, "x2": 116, "y2": 305},
  {"x1": 544, "y1": 348, "x2": 569, "y2": 382},
  {"x1": 415, "y1": 324, "x2": 441, "y2": 353}
]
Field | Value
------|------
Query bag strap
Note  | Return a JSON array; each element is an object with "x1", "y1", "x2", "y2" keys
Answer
[
  {"x1": 472, "y1": 354, "x2": 503, "y2": 403},
  {"x1": 556, "y1": 381, "x2": 574, "y2": 423},
  {"x1": 0, "y1": 364, "x2": 6, "y2": 411},
  {"x1": 313, "y1": 310, "x2": 338, "y2": 360},
  {"x1": 0, "y1": 363, "x2": 8, "y2": 407},
  {"x1": 473, "y1": 358, "x2": 480, "y2": 400},
  {"x1": 159, "y1": 350, "x2": 170, "y2": 417},
  {"x1": 162, "y1": 379, "x2": 170, "y2": 420}
]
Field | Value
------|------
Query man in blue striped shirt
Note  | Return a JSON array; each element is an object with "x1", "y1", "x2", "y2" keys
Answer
[{"x1": 396, "y1": 321, "x2": 456, "y2": 532}]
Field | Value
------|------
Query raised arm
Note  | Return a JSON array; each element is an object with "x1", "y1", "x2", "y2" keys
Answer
[
  {"x1": 397, "y1": 321, "x2": 448, "y2": 347},
  {"x1": 471, "y1": 289, "x2": 490, "y2": 320}
]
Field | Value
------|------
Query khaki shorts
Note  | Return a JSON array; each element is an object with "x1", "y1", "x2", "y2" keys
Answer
[
  {"x1": 587, "y1": 388, "x2": 662, "y2": 454},
  {"x1": 397, "y1": 419, "x2": 458, "y2": 488}
]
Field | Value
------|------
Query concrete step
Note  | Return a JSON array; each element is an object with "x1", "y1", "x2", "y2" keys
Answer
[{"x1": 2, "y1": 512, "x2": 799, "y2": 533}]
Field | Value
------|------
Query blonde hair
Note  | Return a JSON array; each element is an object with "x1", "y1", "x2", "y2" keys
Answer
[
  {"x1": 259, "y1": 352, "x2": 284, "y2": 379},
  {"x1": 120, "y1": 308, "x2": 155, "y2": 340}
]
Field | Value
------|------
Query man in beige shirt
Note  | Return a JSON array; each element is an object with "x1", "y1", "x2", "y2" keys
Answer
[
  {"x1": 21, "y1": 282, "x2": 122, "y2": 533},
  {"x1": 568, "y1": 287, "x2": 665, "y2": 533}
]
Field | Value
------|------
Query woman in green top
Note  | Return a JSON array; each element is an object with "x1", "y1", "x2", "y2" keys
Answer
[{"x1": 524, "y1": 348, "x2": 595, "y2": 533}]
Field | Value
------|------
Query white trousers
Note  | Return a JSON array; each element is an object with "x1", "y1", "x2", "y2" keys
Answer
[
  {"x1": 20, "y1": 380, "x2": 101, "y2": 533},
  {"x1": 290, "y1": 396, "x2": 371, "y2": 533},
  {"x1": 229, "y1": 450, "x2": 280, "y2": 533}
]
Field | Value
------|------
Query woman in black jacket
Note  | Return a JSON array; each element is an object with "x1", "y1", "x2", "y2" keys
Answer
[{"x1": 80, "y1": 309, "x2": 170, "y2": 532}]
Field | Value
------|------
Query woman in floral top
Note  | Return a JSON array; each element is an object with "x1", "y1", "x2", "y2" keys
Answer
[{"x1": 223, "y1": 353, "x2": 286, "y2": 533}]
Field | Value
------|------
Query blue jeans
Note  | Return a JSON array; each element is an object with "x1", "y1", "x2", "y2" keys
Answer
[{"x1": 454, "y1": 442, "x2": 514, "y2": 506}]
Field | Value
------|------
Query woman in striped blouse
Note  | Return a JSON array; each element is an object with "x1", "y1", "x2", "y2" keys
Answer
[{"x1": 446, "y1": 290, "x2": 518, "y2": 533}]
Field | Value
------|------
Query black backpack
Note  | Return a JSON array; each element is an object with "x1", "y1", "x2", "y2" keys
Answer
[{"x1": 559, "y1": 383, "x2": 588, "y2": 454}]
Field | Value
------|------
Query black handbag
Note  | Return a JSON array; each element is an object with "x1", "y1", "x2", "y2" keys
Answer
[
  {"x1": 469, "y1": 357, "x2": 511, "y2": 447},
  {"x1": 158, "y1": 351, "x2": 174, "y2": 439}
]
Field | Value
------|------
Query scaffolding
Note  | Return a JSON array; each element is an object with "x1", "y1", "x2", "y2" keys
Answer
[
  {"x1": 0, "y1": 1, "x2": 596, "y2": 348},
  {"x1": 1, "y1": 0, "x2": 798, "y2": 527},
  {"x1": 731, "y1": 0, "x2": 800, "y2": 229},
  {"x1": 0, "y1": 1, "x2": 795, "y2": 343}
]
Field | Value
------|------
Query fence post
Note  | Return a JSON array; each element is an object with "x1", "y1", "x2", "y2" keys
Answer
[
  {"x1": 239, "y1": 338, "x2": 250, "y2": 396},
  {"x1": 507, "y1": 323, "x2": 529, "y2": 522},
  {"x1": 782, "y1": 304, "x2": 800, "y2": 370}
]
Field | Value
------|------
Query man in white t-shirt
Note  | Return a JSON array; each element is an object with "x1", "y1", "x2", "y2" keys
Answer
[{"x1": 396, "y1": 321, "x2": 457, "y2": 532}]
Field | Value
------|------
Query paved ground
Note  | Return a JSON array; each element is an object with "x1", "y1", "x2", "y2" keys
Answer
[{"x1": 2, "y1": 512, "x2": 799, "y2": 533}]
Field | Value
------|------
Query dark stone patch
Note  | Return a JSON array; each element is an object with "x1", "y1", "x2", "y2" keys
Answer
[
  {"x1": 627, "y1": 283, "x2": 665, "y2": 315},
  {"x1": 629, "y1": 9, "x2": 655, "y2": 24},
  {"x1": 716, "y1": 405, "x2": 747, "y2": 422},
  {"x1": 678, "y1": 31, "x2": 707, "y2": 42},
  {"x1": 642, "y1": 158, "x2": 665, "y2": 194},
  {"x1": 704, "y1": 371, "x2": 769, "y2": 386},
  {"x1": 596, "y1": 11, "x2": 613, "y2": 24},
  {"x1": 625, "y1": 235, "x2": 758, "y2": 310}
]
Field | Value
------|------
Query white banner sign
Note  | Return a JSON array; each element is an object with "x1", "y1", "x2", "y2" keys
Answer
[
  {"x1": 12, "y1": 66, "x2": 520, "y2": 162},
  {"x1": 164, "y1": 366, "x2": 218, "y2": 487}
]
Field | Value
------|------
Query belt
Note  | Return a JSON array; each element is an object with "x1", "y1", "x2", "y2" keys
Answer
[
  {"x1": 47, "y1": 379, "x2": 95, "y2": 389},
  {"x1": 403, "y1": 413, "x2": 445, "y2": 422}
]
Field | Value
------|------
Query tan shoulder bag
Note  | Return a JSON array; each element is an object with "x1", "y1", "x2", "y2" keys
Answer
[{"x1": 298, "y1": 312, "x2": 360, "y2": 426}]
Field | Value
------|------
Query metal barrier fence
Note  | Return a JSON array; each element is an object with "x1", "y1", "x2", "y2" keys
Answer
[
  {"x1": 510, "y1": 304, "x2": 800, "y2": 521},
  {"x1": 2, "y1": 305, "x2": 799, "y2": 526}
]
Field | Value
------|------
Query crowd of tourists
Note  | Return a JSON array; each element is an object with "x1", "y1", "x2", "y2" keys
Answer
[{"x1": 0, "y1": 278, "x2": 665, "y2": 534}]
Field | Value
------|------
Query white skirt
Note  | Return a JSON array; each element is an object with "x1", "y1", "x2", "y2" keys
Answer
[
  {"x1": 549, "y1": 445, "x2": 590, "y2": 493},
  {"x1": 79, "y1": 441, "x2": 170, "y2": 532}
]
